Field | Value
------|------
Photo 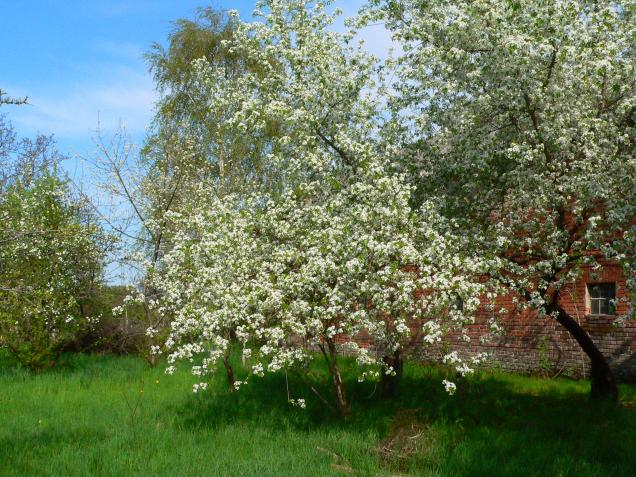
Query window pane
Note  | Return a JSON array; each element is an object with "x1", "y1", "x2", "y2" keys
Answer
[
  {"x1": 587, "y1": 283, "x2": 617, "y2": 315},
  {"x1": 590, "y1": 286, "x2": 603, "y2": 299},
  {"x1": 453, "y1": 296, "x2": 464, "y2": 312}
]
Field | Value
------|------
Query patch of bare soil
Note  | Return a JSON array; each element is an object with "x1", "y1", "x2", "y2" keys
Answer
[{"x1": 377, "y1": 408, "x2": 432, "y2": 471}]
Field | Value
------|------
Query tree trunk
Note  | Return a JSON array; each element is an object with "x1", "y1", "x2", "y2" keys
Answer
[
  {"x1": 381, "y1": 349, "x2": 403, "y2": 397},
  {"x1": 222, "y1": 352, "x2": 236, "y2": 390},
  {"x1": 549, "y1": 303, "x2": 618, "y2": 401},
  {"x1": 330, "y1": 362, "x2": 349, "y2": 418},
  {"x1": 324, "y1": 340, "x2": 349, "y2": 418}
]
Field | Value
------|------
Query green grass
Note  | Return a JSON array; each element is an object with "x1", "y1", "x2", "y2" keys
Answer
[{"x1": 1, "y1": 353, "x2": 635, "y2": 477}]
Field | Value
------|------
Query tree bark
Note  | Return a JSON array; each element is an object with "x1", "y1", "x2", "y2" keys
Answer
[
  {"x1": 548, "y1": 303, "x2": 618, "y2": 401},
  {"x1": 380, "y1": 349, "x2": 404, "y2": 397},
  {"x1": 222, "y1": 352, "x2": 236, "y2": 390},
  {"x1": 330, "y1": 362, "x2": 349, "y2": 418},
  {"x1": 323, "y1": 340, "x2": 349, "y2": 418}
]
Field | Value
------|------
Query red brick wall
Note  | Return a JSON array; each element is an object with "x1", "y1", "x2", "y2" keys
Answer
[
  {"x1": 334, "y1": 263, "x2": 636, "y2": 381},
  {"x1": 418, "y1": 264, "x2": 636, "y2": 381}
]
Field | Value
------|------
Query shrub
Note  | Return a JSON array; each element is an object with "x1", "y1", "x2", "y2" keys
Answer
[{"x1": 0, "y1": 173, "x2": 108, "y2": 369}]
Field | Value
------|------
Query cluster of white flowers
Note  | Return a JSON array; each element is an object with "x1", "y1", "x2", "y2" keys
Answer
[
  {"x1": 442, "y1": 380, "x2": 457, "y2": 396},
  {"x1": 288, "y1": 398, "x2": 306, "y2": 409},
  {"x1": 144, "y1": 0, "x2": 496, "y2": 411}
]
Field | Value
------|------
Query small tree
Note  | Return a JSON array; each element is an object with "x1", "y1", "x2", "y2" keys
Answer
[
  {"x1": 145, "y1": 0, "x2": 490, "y2": 417},
  {"x1": 0, "y1": 172, "x2": 107, "y2": 369},
  {"x1": 151, "y1": 163, "x2": 485, "y2": 417}
]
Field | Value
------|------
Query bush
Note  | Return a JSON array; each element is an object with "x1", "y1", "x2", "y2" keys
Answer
[
  {"x1": 0, "y1": 172, "x2": 108, "y2": 369},
  {"x1": 70, "y1": 285, "x2": 150, "y2": 356}
]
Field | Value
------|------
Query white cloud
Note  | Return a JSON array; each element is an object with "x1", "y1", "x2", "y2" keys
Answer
[{"x1": 7, "y1": 66, "x2": 156, "y2": 140}]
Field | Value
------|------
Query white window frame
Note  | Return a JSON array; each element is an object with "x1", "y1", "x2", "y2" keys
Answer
[{"x1": 586, "y1": 282, "x2": 617, "y2": 316}]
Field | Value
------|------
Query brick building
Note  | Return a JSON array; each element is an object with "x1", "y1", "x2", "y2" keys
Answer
[
  {"x1": 422, "y1": 262, "x2": 636, "y2": 381},
  {"x1": 336, "y1": 262, "x2": 635, "y2": 381}
]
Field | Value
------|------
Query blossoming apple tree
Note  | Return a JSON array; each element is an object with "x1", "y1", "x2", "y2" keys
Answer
[
  {"x1": 147, "y1": 0, "x2": 491, "y2": 416},
  {"x1": 151, "y1": 169, "x2": 487, "y2": 416},
  {"x1": 361, "y1": 0, "x2": 636, "y2": 399}
]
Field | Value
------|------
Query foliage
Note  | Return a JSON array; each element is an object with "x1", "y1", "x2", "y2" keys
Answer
[
  {"x1": 72, "y1": 285, "x2": 149, "y2": 355},
  {"x1": 0, "y1": 118, "x2": 109, "y2": 369},
  {"x1": 144, "y1": 6, "x2": 281, "y2": 198},
  {"x1": 0, "y1": 173, "x2": 107, "y2": 369}
]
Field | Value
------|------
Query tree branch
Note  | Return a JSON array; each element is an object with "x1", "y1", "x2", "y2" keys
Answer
[{"x1": 314, "y1": 128, "x2": 353, "y2": 166}]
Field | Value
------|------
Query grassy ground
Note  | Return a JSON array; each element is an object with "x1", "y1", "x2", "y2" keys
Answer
[{"x1": 1, "y1": 353, "x2": 635, "y2": 477}]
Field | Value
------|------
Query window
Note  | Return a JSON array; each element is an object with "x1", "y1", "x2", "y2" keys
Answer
[
  {"x1": 453, "y1": 295, "x2": 464, "y2": 313},
  {"x1": 587, "y1": 283, "x2": 616, "y2": 316}
]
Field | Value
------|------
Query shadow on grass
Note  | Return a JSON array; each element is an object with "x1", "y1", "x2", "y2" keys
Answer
[
  {"x1": 0, "y1": 351, "x2": 148, "y2": 380},
  {"x1": 0, "y1": 427, "x2": 109, "y2": 452},
  {"x1": 173, "y1": 362, "x2": 636, "y2": 476}
]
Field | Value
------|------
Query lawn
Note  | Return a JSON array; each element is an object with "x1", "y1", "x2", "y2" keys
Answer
[{"x1": 1, "y1": 353, "x2": 635, "y2": 477}]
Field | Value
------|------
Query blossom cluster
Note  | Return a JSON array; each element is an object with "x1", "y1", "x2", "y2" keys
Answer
[{"x1": 360, "y1": 0, "x2": 636, "y2": 320}]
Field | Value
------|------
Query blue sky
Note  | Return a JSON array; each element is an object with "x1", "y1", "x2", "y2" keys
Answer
[
  {"x1": 0, "y1": 0, "x2": 383, "y2": 171},
  {"x1": 1, "y1": 1, "x2": 255, "y2": 162},
  {"x1": 0, "y1": 0, "x2": 388, "y2": 283}
]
